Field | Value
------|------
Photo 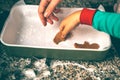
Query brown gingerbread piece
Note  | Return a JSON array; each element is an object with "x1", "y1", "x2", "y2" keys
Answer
[
  {"x1": 53, "y1": 31, "x2": 72, "y2": 44},
  {"x1": 74, "y1": 41, "x2": 99, "y2": 49},
  {"x1": 53, "y1": 31, "x2": 65, "y2": 44}
]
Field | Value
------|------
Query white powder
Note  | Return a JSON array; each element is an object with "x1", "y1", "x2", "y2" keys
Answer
[
  {"x1": 14, "y1": 6, "x2": 110, "y2": 50},
  {"x1": 23, "y1": 69, "x2": 36, "y2": 79}
]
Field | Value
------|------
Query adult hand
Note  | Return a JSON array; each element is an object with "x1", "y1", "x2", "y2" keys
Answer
[{"x1": 38, "y1": 0, "x2": 62, "y2": 26}]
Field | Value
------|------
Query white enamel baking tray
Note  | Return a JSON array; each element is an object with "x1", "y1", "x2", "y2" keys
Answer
[{"x1": 0, "y1": 5, "x2": 111, "y2": 60}]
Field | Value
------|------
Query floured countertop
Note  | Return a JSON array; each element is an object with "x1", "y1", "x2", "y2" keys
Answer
[{"x1": 0, "y1": 45, "x2": 120, "y2": 80}]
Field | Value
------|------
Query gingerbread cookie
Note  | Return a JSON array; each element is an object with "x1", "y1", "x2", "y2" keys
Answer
[
  {"x1": 53, "y1": 31, "x2": 65, "y2": 44},
  {"x1": 74, "y1": 41, "x2": 99, "y2": 49},
  {"x1": 53, "y1": 31, "x2": 72, "y2": 44}
]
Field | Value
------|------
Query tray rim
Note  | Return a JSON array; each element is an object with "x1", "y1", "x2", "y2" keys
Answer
[{"x1": 0, "y1": 5, "x2": 112, "y2": 52}]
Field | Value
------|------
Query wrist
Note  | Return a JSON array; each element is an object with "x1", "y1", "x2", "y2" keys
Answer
[
  {"x1": 80, "y1": 8, "x2": 97, "y2": 25},
  {"x1": 74, "y1": 10, "x2": 82, "y2": 24}
]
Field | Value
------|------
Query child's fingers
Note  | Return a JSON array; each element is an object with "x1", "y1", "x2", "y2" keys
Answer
[
  {"x1": 59, "y1": 22, "x2": 72, "y2": 38},
  {"x1": 59, "y1": 22, "x2": 65, "y2": 31},
  {"x1": 61, "y1": 25, "x2": 73, "y2": 38}
]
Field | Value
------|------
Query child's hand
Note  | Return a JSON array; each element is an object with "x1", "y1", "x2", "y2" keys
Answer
[{"x1": 59, "y1": 10, "x2": 82, "y2": 38}]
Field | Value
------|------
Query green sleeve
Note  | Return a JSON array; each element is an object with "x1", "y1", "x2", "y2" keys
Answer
[{"x1": 92, "y1": 11, "x2": 120, "y2": 38}]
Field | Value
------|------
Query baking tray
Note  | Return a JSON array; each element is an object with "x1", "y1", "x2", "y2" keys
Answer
[{"x1": 0, "y1": 5, "x2": 111, "y2": 60}]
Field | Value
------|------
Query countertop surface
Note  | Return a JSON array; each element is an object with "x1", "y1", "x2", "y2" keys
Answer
[{"x1": 0, "y1": 0, "x2": 120, "y2": 80}]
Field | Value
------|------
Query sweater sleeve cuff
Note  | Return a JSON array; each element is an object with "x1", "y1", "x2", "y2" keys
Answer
[{"x1": 80, "y1": 8, "x2": 97, "y2": 25}]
